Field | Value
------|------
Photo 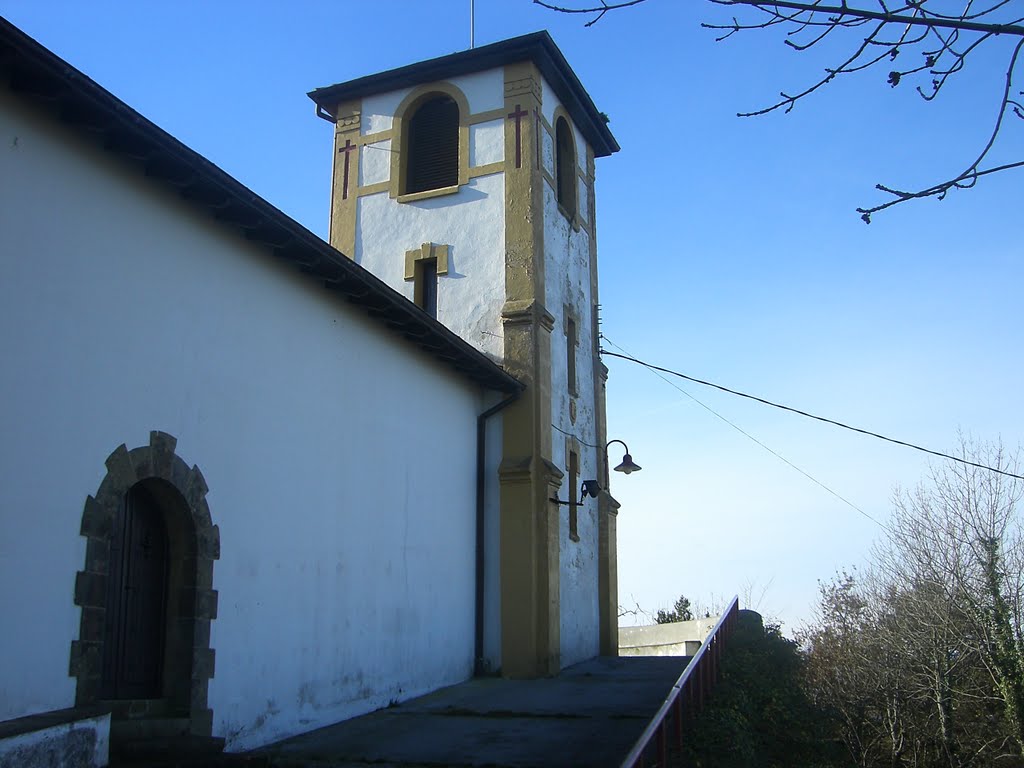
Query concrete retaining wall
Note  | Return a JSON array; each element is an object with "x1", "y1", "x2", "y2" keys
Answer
[{"x1": 618, "y1": 617, "x2": 720, "y2": 657}]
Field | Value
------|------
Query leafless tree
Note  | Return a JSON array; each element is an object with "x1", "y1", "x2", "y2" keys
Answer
[
  {"x1": 534, "y1": 0, "x2": 1024, "y2": 221},
  {"x1": 877, "y1": 437, "x2": 1024, "y2": 758},
  {"x1": 618, "y1": 596, "x2": 654, "y2": 620},
  {"x1": 801, "y1": 439, "x2": 1024, "y2": 767},
  {"x1": 803, "y1": 566, "x2": 1015, "y2": 767},
  {"x1": 801, "y1": 574, "x2": 881, "y2": 767}
]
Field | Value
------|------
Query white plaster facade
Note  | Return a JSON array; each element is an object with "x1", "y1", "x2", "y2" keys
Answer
[
  {"x1": 469, "y1": 119, "x2": 504, "y2": 167},
  {"x1": 0, "y1": 89, "x2": 494, "y2": 751},
  {"x1": 349, "y1": 76, "x2": 513, "y2": 674},
  {"x1": 355, "y1": 173, "x2": 507, "y2": 362},
  {"x1": 542, "y1": 103, "x2": 602, "y2": 669}
]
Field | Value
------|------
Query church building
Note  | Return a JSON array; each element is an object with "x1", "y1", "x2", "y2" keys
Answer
[{"x1": 0, "y1": 18, "x2": 621, "y2": 761}]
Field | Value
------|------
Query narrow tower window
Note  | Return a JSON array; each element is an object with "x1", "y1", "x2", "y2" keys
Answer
[
  {"x1": 405, "y1": 95, "x2": 459, "y2": 194},
  {"x1": 405, "y1": 243, "x2": 449, "y2": 317},
  {"x1": 555, "y1": 117, "x2": 577, "y2": 218},
  {"x1": 568, "y1": 449, "x2": 579, "y2": 542},
  {"x1": 566, "y1": 316, "x2": 577, "y2": 396},
  {"x1": 414, "y1": 258, "x2": 439, "y2": 318}
]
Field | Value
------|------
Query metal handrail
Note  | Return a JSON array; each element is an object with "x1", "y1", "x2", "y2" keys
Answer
[{"x1": 619, "y1": 595, "x2": 741, "y2": 768}]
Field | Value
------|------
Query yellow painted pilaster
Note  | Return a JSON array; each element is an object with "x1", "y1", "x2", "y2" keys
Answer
[
  {"x1": 597, "y1": 387, "x2": 620, "y2": 654},
  {"x1": 499, "y1": 62, "x2": 561, "y2": 678},
  {"x1": 328, "y1": 99, "x2": 361, "y2": 258}
]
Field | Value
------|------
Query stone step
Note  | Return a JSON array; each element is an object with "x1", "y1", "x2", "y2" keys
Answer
[
  {"x1": 110, "y1": 732, "x2": 229, "y2": 767},
  {"x1": 111, "y1": 716, "x2": 192, "y2": 741}
]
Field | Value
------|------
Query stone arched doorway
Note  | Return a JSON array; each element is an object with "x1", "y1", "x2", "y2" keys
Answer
[{"x1": 69, "y1": 431, "x2": 219, "y2": 739}]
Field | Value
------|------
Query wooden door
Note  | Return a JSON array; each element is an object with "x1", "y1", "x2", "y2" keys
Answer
[{"x1": 102, "y1": 483, "x2": 169, "y2": 699}]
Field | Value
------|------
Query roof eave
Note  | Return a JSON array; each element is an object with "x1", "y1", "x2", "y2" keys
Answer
[
  {"x1": 307, "y1": 31, "x2": 619, "y2": 158},
  {"x1": 0, "y1": 16, "x2": 523, "y2": 396}
]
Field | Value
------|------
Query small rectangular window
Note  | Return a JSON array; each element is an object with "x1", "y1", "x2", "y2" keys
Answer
[
  {"x1": 569, "y1": 449, "x2": 579, "y2": 542},
  {"x1": 566, "y1": 317, "x2": 577, "y2": 396},
  {"x1": 415, "y1": 258, "x2": 438, "y2": 318}
]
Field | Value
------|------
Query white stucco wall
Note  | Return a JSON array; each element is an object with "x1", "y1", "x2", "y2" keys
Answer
[
  {"x1": 481, "y1": 401, "x2": 504, "y2": 673},
  {"x1": 577, "y1": 175, "x2": 589, "y2": 225},
  {"x1": 469, "y1": 119, "x2": 504, "y2": 167},
  {"x1": 541, "y1": 124, "x2": 555, "y2": 178},
  {"x1": 347, "y1": 68, "x2": 516, "y2": 675},
  {"x1": 355, "y1": 174, "x2": 506, "y2": 362},
  {"x1": 539, "y1": 90, "x2": 602, "y2": 669},
  {"x1": 0, "y1": 91, "x2": 489, "y2": 751},
  {"x1": 540, "y1": 78, "x2": 560, "y2": 129},
  {"x1": 359, "y1": 139, "x2": 391, "y2": 186}
]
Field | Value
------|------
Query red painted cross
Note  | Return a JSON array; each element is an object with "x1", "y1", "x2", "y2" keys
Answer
[
  {"x1": 507, "y1": 104, "x2": 528, "y2": 169},
  {"x1": 338, "y1": 138, "x2": 358, "y2": 200}
]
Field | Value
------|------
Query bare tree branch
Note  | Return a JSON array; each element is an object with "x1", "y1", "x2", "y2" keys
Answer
[
  {"x1": 714, "y1": 0, "x2": 1024, "y2": 37},
  {"x1": 533, "y1": 0, "x2": 648, "y2": 27},
  {"x1": 858, "y1": 36, "x2": 1024, "y2": 221},
  {"x1": 535, "y1": 0, "x2": 1024, "y2": 220}
]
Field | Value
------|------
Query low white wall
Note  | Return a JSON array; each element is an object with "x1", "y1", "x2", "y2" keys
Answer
[
  {"x1": 618, "y1": 617, "x2": 720, "y2": 657},
  {"x1": 0, "y1": 710, "x2": 109, "y2": 768},
  {"x1": 0, "y1": 89, "x2": 487, "y2": 751}
]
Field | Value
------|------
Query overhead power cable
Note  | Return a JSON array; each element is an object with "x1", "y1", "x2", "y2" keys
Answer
[
  {"x1": 601, "y1": 349, "x2": 1024, "y2": 482},
  {"x1": 601, "y1": 337, "x2": 880, "y2": 525},
  {"x1": 552, "y1": 422, "x2": 602, "y2": 449}
]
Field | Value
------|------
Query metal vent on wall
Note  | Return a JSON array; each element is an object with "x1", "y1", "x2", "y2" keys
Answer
[{"x1": 406, "y1": 96, "x2": 459, "y2": 194}]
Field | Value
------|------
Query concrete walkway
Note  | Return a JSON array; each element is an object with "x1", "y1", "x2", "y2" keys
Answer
[{"x1": 251, "y1": 655, "x2": 690, "y2": 768}]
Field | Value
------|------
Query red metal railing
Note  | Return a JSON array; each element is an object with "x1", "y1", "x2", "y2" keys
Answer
[{"x1": 619, "y1": 595, "x2": 740, "y2": 768}]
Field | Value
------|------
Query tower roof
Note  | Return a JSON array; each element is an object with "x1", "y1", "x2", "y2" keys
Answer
[{"x1": 308, "y1": 31, "x2": 619, "y2": 158}]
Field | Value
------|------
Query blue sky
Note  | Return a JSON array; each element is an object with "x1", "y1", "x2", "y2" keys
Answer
[{"x1": 5, "y1": 0, "x2": 1021, "y2": 630}]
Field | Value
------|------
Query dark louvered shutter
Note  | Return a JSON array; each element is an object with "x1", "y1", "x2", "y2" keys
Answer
[{"x1": 406, "y1": 96, "x2": 459, "y2": 194}]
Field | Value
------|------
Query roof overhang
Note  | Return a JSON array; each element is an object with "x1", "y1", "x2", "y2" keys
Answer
[{"x1": 308, "y1": 31, "x2": 619, "y2": 159}]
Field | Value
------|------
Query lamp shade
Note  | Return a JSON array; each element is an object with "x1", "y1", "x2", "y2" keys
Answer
[{"x1": 613, "y1": 453, "x2": 641, "y2": 474}]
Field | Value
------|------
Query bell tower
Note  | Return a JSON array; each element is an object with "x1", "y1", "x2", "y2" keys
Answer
[{"x1": 309, "y1": 32, "x2": 620, "y2": 677}]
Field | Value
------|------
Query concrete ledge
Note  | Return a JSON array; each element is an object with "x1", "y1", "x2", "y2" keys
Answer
[
  {"x1": 618, "y1": 616, "x2": 720, "y2": 657},
  {"x1": 0, "y1": 706, "x2": 110, "y2": 768}
]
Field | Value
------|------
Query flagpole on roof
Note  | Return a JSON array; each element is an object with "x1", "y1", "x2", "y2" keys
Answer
[{"x1": 470, "y1": 0, "x2": 475, "y2": 49}]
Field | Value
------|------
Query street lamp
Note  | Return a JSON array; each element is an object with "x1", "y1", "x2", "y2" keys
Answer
[
  {"x1": 553, "y1": 440, "x2": 641, "y2": 506},
  {"x1": 576, "y1": 439, "x2": 641, "y2": 501},
  {"x1": 606, "y1": 439, "x2": 641, "y2": 475}
]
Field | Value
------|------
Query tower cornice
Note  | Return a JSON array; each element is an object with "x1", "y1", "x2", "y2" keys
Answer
[{"x1": 308, "y1": 31, "x2": 619, "y2": 159}]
